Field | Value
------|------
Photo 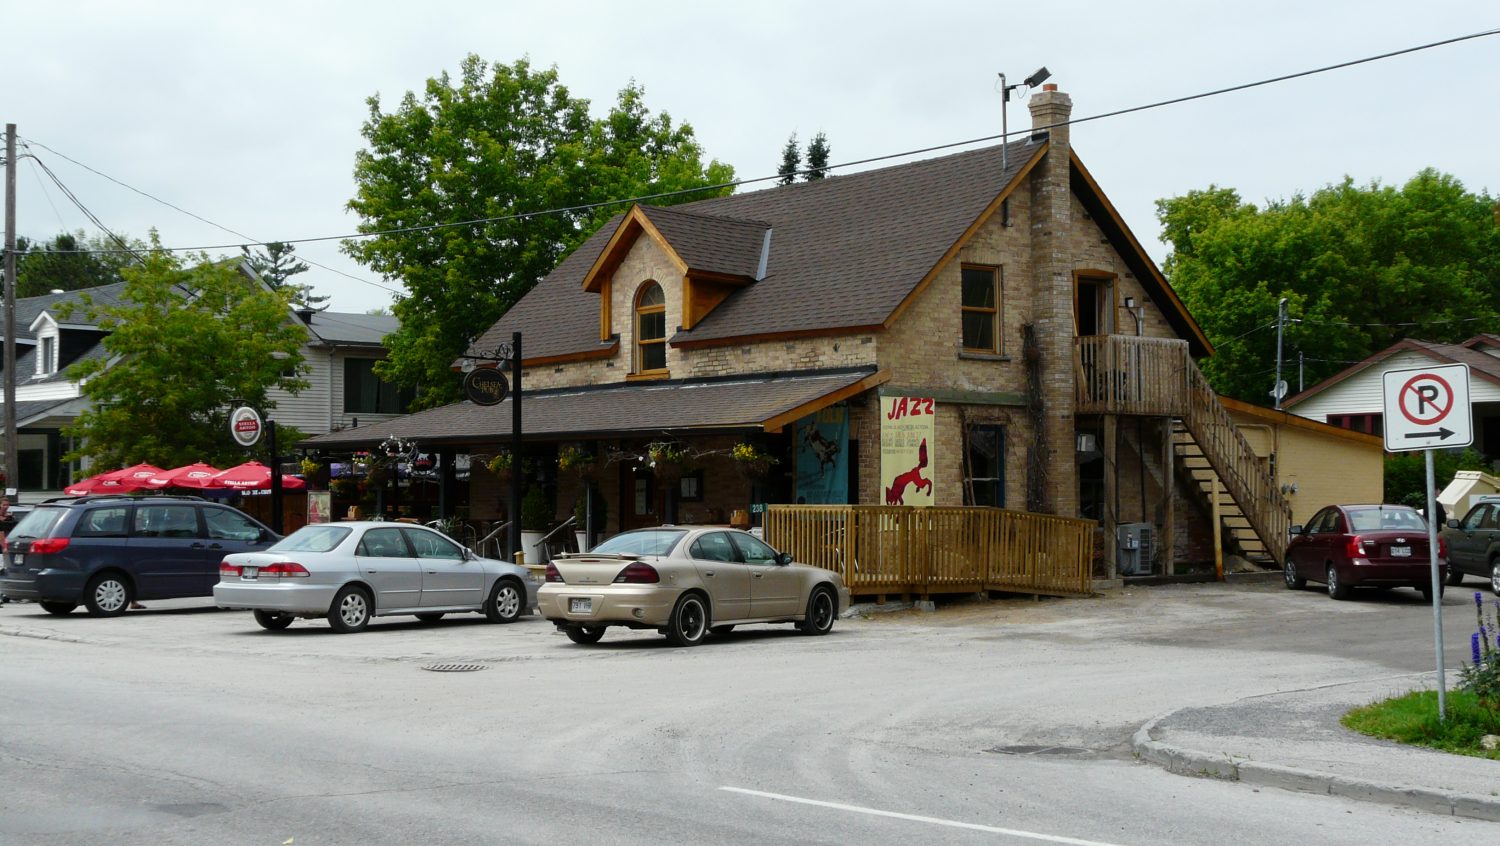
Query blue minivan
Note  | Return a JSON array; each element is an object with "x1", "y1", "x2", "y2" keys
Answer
[{"x1": 0, "y1": 495, "x2": 279, "y2": 616}]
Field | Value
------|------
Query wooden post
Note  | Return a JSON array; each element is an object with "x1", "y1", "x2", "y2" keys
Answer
[
  {"x1": 1211, "y1": 474, "x2": 1224, "y2": 581},
  {"x1": 1161, "y1": 418, "x2": 1175, "y2": 577},
  {"x1": 1102, "y1": 415, "x2": 1118, "y2": 577}
]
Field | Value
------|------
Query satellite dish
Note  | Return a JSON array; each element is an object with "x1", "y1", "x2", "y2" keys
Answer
[{"x1": 1269, "y1": 380, "x2": 1288, "y2": 400}]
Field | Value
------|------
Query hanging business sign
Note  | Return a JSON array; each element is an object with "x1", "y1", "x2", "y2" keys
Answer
[
  {"x1": 229, "y1": 406, "x2": 263, "y2": 447},
  {"x1": 880, "y1": 396, "x2": 935, "y2": 507},
  {"x1": 794, "y1": 403, "x2": 849, "y2": 504},
  {"x1": 463, "y1": 367, "x2": 510, "y2": 407}
]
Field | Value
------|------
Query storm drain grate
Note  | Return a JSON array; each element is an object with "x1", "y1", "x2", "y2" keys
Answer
[
  {"x1": 421, "y1": 663, "x2": 488, "y2": 673},
  {"x1": 988, "y1": 745, "x2": 1092, "y2": 756}
]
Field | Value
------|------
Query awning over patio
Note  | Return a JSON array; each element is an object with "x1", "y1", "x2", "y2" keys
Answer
[{"x1": 301, "y1": 366, "x2": 889, "y2": 450}]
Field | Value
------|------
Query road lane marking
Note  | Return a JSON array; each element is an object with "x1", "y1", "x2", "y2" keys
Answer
[{"x1": 720, "y1": 787, "x2": 1130, "y2": 846}]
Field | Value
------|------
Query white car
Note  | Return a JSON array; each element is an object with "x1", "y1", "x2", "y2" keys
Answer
[{"x1": 215, "y1": 521, "x2": 538, "y2": 633}]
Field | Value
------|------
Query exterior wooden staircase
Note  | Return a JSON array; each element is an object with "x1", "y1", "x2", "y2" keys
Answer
[{"x1": 1077, "y1": 335, "x2": 1291, "y2": 567}]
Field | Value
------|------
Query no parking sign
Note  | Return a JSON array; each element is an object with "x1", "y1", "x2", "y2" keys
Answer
[{"x1": 1381, "y1": 364, "x2": 1472, "y2": 452}]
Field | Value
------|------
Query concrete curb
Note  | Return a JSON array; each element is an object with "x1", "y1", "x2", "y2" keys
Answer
[{"x1": 1132, "y1": 713, "x2": 1500, "y2": 822}]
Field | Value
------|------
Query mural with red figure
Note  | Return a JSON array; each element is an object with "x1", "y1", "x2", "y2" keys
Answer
[
  {"x1": 884, "y1": 438, "x2": 931, "y2": 504},
  {"x1": 880, "y1": 395, "x2": 936, "y2": 507}
]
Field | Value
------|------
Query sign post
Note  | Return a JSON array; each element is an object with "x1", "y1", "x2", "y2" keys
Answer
[{"x1": 1382, "y1": 363, "x2": 1473, "y2": 720}]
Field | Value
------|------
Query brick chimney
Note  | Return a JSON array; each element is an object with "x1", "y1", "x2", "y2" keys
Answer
[{"x1": 1027, "y1": 83, "x2": 1079, "y2": 518}]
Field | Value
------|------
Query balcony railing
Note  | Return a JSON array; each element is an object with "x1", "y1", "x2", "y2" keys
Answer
[{"x1": 1074, "y1": 335, "x2": 1190, "y2": 416}]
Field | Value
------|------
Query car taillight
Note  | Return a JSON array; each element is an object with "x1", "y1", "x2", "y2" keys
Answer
[
  {"x1": 29, "y1": 537, "x2": 70, "y2": 555},
  {"x1": 544, "y1": 563, "x2": 562, "y2": 583},
  {"x1": 220, "y1": 561, "x2": 243, "y2": 577},
  {"x1": 613, "y1": 562, "x2": 660, "y2": 584},
  {"x1": 1438, "y1": 535, "x2": 1448, "y2": 558},
  {"x1": 260, "y1": 562, "x2": 310, "y2": 579},
  {"x1": 1345, "y1": 535, "x2": 1367, "y2": 558}
]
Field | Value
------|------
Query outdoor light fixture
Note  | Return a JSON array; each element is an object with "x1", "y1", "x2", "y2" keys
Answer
[
  {"x1": 1123, "y1": 296, "x2": 1136, "y2": 309},
  {"x1": 999, "y1": 65, "x2": 1052, "y2": 171}
]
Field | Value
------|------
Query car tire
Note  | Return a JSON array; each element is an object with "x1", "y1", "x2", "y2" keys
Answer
[
  {"x1": 39, "y1": 601, "x2": 77, "y2": 616},
  {"x1": 1419, "y1": 581, "x2": 1445, "y2": 603},
  {"x1": 1283, "y1": 559, "x2": 1306, "y2": 590},
  {"x1": 1445, "y1": 567, "x2": 1464, "y2": 586},
  {"x1": 484, "y1": 579, "x2": 524, "y2": 624},
  {"x1": 1327, "y1": 565, "x2": 1351, "y2": 601},
  {"x1": 565, "y1": 626, "x2": 606, "y2": 644},
  {"x1": 253, "y1": 609, "x2": 294, "y2": 631},
  {"x1": 327, "y1": 585, "x2": 372, "y2": 633},
  {"x1": 1491, "y1": 559, "x2": 1500, "y2": 597},
  {"x1": 414, "y1": 612, "x2": 445, "y2": 623},
  {"x1": 665, "y1": 593, "x2": 708, "y2": 647},
  {"x1": 708, "y1": 625, "x2": 735, "y2": 636},
  {"x1": 83, "y1": 573, "x2": 132, "y2": 617},
  {"x1": 799, "y1": 586, "x2": 837, "y2": 635}
]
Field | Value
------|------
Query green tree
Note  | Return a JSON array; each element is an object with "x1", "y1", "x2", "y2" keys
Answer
[
  {"x1": 1384, "y1": 448, "x2": 1489, "y2": 510},
  {"x1": 1157, "y1": 170, "x2": 1500, "y2": 403},
  {"x1": 242, "y1": 241, "x2": 326, "y2": 309},
  {"x1": 804, "y1": 131, "x2": 830, "y2": 181},
  {"x1": 777, "y1": 133, "x2": 800, "y2": 186},
  {"x1": 344, "y1": 56, "x2": 735, "y2": 410},
  {"x1": 16, "y1": 231, "x2": 139, "y2": 298},
  {"x1": 60, "y1": 235, "x2": 310, "y2": 468}
]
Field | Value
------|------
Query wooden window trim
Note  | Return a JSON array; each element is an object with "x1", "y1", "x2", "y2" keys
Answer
[
  {"x1": 634, "y1": 281, "x2": 669, "y2": 376},
  {"x1": 960, "y1": 264, "x2": 1002, "y2": 355}
]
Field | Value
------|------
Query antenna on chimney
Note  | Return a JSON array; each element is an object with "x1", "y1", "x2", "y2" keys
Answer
[{"x1": 998, "y1": 66, "x2": 1050, "y2": 172}]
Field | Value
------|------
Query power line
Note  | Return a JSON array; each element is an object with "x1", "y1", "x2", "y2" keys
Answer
[
  {"x1": 27, "y1": 155, "x2": 144, "y2": 263},
  {"x1": 24, "y1": 156, "x2": 68, "y2": 231},
  {"x1": 12, "y1": 25, "x2": 1500, "y2": 259},
  {"x1": 1297, "y1": 315, "x2": 1499, "y2": 329}
]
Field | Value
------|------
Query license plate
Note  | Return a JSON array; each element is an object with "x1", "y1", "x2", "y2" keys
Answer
[
  {"x1": 1390, "y1": 546, "x2": 1411, "y2": 558},
  {"x1": 569, "y1": 597, "x2": 592, "y2": 613},
  {"x1": 243, "y1": 566, "x2": 259, "y2": 579},
  {"x1": 11, "y1": 553, "x2": 22, "y2": 567}
]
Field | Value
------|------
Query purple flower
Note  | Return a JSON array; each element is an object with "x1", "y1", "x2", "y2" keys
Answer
[
  {"x1": 1477, "y1": 591, "x2": 1485, "y2": 608},
  {"x1": 1475, "y1": 632, "x2": 1484, "y2": 666}
]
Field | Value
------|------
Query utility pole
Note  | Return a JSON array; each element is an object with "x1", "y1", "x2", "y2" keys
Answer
[
  {"x1": 1298, "y1": 351, "x2": 1304, "y2": 394},
  {"x1": 1273, "y1": 297, "x2": 1288, "y2": 410},
  {"x1": 4, "y1": 124, "x2": 18, "y2": 497}
]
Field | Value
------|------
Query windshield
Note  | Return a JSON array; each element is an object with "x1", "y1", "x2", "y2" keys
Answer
[
  {"x1": 10, "y1": 506, "x2": 68, "y2": 541},
  {"x1": 1346, "y1": 507, "x2": 1426, "y2": 533},
  {"x1": 590, "y1": 529, "x2": 686, "y2": 557},
  {"x1": 269, "y1": 525, "x2": 351, "y2": 553}
]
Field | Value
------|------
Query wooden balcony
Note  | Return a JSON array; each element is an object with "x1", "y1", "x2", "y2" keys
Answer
[{"x1": 1074, "y1": 335, "x2": 1190, "y2": 416}]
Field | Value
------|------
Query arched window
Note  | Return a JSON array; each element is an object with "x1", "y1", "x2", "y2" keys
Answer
[{"x1": 635, "y1": 282, "x2": 667, "y2": 373}]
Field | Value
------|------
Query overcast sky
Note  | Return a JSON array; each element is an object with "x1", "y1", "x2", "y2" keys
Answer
[{"x1": 4, "y1": 2, "x2": 1497, "y2": 314}]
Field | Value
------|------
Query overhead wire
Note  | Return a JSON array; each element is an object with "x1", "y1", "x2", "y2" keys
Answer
[{"x1": 8, "y1": 26, "x2": 1500, "y2": 260}]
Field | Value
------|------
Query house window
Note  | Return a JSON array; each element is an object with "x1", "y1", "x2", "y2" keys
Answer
[
  {"x1": 1327, "y1": 413, "x2": 1383, "y2": 436},
  {"x1": 961, "y1": 265, "x2": 1001, "y2": 353},
  {"x1": 344, "y1": 358, "x2": 415, "y2": 415},
  {"x1": 964, "y1": 425, "x2": 1006, "y2": 507},
  {"x1": 635, "y1": 281, "x2": 667, "y2": 374},
  {"x1": 38, "y1": 335, "x2": 56, "y2": 376}
]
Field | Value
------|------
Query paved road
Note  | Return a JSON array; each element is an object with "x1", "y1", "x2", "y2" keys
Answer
[{"x1": 1, "y1": 580, "x2": 1492, "y2": 844}]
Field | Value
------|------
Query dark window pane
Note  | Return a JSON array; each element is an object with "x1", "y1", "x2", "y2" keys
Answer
[
  {"x1": 642, "y1": 342, "x2": 666, "y2": 371},
  {"x1": 962, "y1": 268, "x2": 995, "y2": 308},
  {"x1": 640, "y1": 311, "x2": 665, "y2": 341},
  {"x1": 962, "y1": 312, "x2": 995, "y2": 351},
  {"x1": 639, "y1": 283, "x2": 664, "y2": 307}
]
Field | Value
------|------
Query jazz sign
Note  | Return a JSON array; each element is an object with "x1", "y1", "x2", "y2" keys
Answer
[{"x1": 1381, "y1": 364, "x2": 1472, "y2": 453}]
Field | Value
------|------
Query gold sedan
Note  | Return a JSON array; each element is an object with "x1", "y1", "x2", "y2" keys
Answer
[{"x1": 538, "y1": 526, "x2": 850, "y2": 646}]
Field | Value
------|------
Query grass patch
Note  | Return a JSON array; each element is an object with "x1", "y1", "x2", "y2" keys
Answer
[{"x1": 1342, "y1": 690, "x2": 1500, "y2": 759}]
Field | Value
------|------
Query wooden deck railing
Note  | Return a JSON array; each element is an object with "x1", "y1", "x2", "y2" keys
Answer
[
  {"x1": 1074, "y1": 335, "x2": 1190, "y2": 416},
  {"x1": 764, "y1": 505, "x2": 1095, "y2": 598},
  {"x1": 1178, "y1": 356, "x2": 1292, "y2": 564}
]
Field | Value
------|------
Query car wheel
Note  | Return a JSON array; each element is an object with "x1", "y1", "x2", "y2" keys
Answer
[
  {"x1": 1326, "y1": 565, "x2": 1351, "y2": 601},
  {"x1": 1445, "y1": 567, "x2": 1464, "y2": 586},
  {"x1": 39, "y1": 601, "x2": 77, "y2": 616},
  {"x1": 327, "y1": 585, "x2": 372, "y2": 633},
  {"x1": 414, "y1": 612, "x2": 445, "y2": 623},
  {"x1": 799, "y1": 586, "x2": 837, "y2": 635},
  {"x1": 1491, "y1": 559, "x2": 1500, "y2": 596},
  {"x1": 1283, "y1": 559, "x2": 1306, "y2": 590},
  {"x1": 708, "y1": 625, "x2": 735, "y2": 636},
  {"x1": 666, "y1": 593, "x2": 708, "y2": 646},
  {"x1": 484, "y1": 579, "x2": 523, "y2": 624},
  {"x1": 84, "y1": 573, "x2": 132, "y2": 617},
  {"x1": 1419, "y1": 581, "x2": 1445, "y2": 603},
  {"x1": 253, "y1": 609, "x2": 294, "y2": 631},
  {"x1": 565, "y1": 626, "x2": 606, "y2": 644}
]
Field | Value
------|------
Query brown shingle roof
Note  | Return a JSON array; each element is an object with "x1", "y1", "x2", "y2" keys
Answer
[
  {"x1": 639, "y1": 205, "x2": 770, "y2": 280},
  {"x1": 301, "y1": 367, "x2": 884, "y2": 449},
  {"x1": 470, "y1": 137, "x2": 1046, "y2": 362}
]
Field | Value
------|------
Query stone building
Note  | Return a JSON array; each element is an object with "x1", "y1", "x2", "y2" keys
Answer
[{"x1": 306, "y1": 85, "x2": 1288, "y2": 578}]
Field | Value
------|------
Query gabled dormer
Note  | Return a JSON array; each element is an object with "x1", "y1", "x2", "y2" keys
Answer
[
  {"x1": 28, "y1": 312, "x2": 61, "y2": 378},
  {"x1": 580, "y1": 204, "x2": 772, "y2": 352}
]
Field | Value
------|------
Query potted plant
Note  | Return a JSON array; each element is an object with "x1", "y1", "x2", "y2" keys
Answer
[
  {"x1": 299, "y1": 457, "x2": 329, "y2": 489},
  {"x1": 519, "y1": 486, "x2": 552, "y2": 564},
  {"x1": 647, "y1": 440, "x2": 689, "y2": 482},
  {"x1": 573, "y1": 495, "x2": 590, "y2": 552},
  {"x1": 486, "y1": 451, "x2": 513, "y2": 481}
]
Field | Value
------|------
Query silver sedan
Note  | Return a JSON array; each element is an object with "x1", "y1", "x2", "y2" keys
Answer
[{"x1": 214, "y1": 521, "x2": 539, "y2": 633}]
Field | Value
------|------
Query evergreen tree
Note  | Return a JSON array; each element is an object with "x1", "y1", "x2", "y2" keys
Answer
[
  {"x1": 15, "y1": 231, "x2": 138, "y2": 298},
  {"x1": 804, "y1": 132, "x2": 830, "y2": 181},
  {"x1": 242, "y1": 241, "x2": 326, "y2": 309},
  {"x1": 777, "y1": 133, "x2": 801, "y2": 186}
]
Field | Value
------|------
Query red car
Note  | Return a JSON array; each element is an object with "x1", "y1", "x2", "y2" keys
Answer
[{"x1": 1284, "y1": 504, "x2": 1447, "y2": 601}]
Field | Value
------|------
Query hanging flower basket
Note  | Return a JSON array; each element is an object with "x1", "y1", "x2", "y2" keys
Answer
[
  {"x1": 557, "y1": 444, "x2": 600, "y2": 480},
  {"x1": 731, "y1": 442, "x2": 778, "y2": 481},
  {"x1": 486, "y1": 452, "x2": 514, "y2": 481}
]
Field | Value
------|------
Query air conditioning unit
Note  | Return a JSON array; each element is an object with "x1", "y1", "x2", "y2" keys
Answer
[{"x1": 1117, "y1": 522, "x2": 1155, "y2": 576}]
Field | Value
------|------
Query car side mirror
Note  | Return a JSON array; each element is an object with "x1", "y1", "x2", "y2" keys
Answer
[
  {"x1": 1446, "y1": 519, "x2": 1461, "y2": 529},
  {"x1": 1289, "y1": 524, "x2": 1304, "y2": 536},
  {"x1": 776, "y1": 551, "x2": 794, "y2": 566},
  {"x1": 462, "y1": 548, "x2": 475, "y2": 561}
]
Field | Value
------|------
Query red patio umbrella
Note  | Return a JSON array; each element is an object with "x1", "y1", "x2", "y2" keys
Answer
[
  {"x1": 63, "y1": 474, "x2": 112, "y2": 496},
  {"x1": 96, "y1": 463, "x2": 169, "y2": 492},
  {"x1": 212, "y1": 461, "x2": 306, "y2": 491},
  {"x1": 145, "y1": 462, "x2": 224, "y2": 490}
]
